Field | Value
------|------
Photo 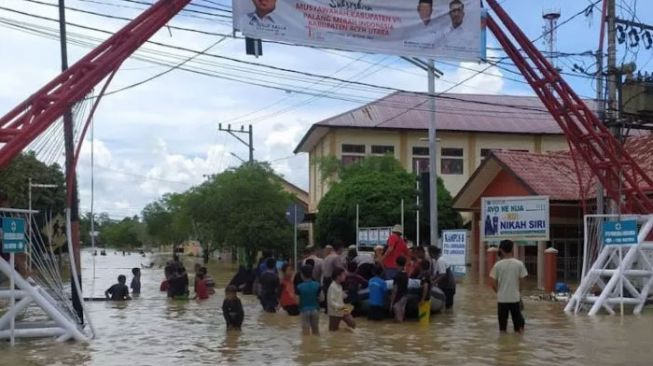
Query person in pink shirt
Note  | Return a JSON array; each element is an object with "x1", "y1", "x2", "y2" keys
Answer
[{"x1": 381, "y1": 225, "x2": 409, "y2": 280}]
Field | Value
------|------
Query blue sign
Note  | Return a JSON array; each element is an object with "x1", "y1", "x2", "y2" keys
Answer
[
  {"x1": 285, "y1": 203, "x2": 305, "y2": 226},
  {"x1": 2, "y1": 218, "x2": 26, "y2": 253},
  {"x1": 603, "y1": 220, "x2": 638, "y2": 246}
]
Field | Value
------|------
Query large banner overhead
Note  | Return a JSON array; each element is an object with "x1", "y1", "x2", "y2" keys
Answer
[{"x1": 233, "y1": 0, "x2": 482, "y2": 60}]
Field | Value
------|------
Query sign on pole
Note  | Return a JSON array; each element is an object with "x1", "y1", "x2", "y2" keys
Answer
[
  {"x1": 602, "y1": 220, "x2": 638, "y2": 246},
  {"x1": 2, "y1": 217, "x2": 26, "y2": 253},
  {"x1": 357, "y1": 226, "x2": 392, "y2": 249},
  {"x1": 233, "y1": 0, "x2": 483, "y2": 60},
  {"x1": 442, "y1": 230, "x2": 467, "y2": 275},
  {"x1": 481, "y1": 196, "x2": 550, "y2": 242}
]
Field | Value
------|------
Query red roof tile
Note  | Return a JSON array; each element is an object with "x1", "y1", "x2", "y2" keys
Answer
[{"x1": 491, "y1": 135, "x2": 653, "y2": 201}]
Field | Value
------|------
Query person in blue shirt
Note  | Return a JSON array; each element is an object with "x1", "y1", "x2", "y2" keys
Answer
[
  {"x1": 297, "y1": 264, "x2": 322, "y2": 335},
  {"x1": 367, "y1": 265, "x2": 387, "y2": 321}
]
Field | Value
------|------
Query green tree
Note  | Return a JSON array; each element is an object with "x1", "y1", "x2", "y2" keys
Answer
[
  {"x1": 0, "y1": 152, "x2": 66, "y2": 213},
  {"x1": 189, "y1": 163, "x2": 293, "y2": 266},
  {"x1": 315, "y1": 155, "x2": 462, "y2": 246},
  {"x1": 98, "y1": 216, "x2": 145, "y2": 249}
]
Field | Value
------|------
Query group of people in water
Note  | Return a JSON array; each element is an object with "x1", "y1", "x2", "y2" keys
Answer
[
  {"x1": 103, "y1": 224, "x2": 528, "y2": 335},
  {"x1": 227, "y1": 224, "x2": 457, "y2": 334}
]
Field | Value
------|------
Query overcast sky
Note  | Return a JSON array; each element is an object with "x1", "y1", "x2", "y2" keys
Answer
[{"x1": 1, "y1": 0, "x2": 651, "y2": 218}]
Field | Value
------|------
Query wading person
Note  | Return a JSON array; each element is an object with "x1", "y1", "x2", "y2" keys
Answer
[
  {"x1": 382, "y1": 225, "x2": 409, "y2": 280},
  {"x1": 130, "y1": 267, "x2": 141, "y2": 296},
  {"x1": 297, "y1": 264, "x2": 322, "y2": 336},
  {"x1": 105, "y1": 275, "x2": 131, "y2": 301},
  {"x1": 490, "y1": 240, "x2": 528, "y2": 334},
  {"x1": 389, "y1": 256, "x2": 409, "y2": 322},
  {"x1": 279, "y1": 263, "x2": 300, "y2": 315},
  {"x1": 431, "y1": 246, "x2": 456, "y2": 309},
  {"x1": 367, "y1": 265, "x2": 387, "y2": 321},
  {"x1": 322, "y1": 241, "x2": 344, "y2": 311},
  {"x1": 259, "y1": 257, "x2": 280, "y2": 312},
  {"x1": 327, "y1": 268, "x2": 355, "y2": 331},
  {"x1": 223, "y1": 285, "x2": 244, "y2": 331}
]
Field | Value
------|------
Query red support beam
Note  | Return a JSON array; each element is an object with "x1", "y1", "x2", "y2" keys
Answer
[
  {"x1": 485, "y1": 0, "x2": 653, "y2": 214},
  {"x1": 0, "y1": 0, "x2": 191, "y2": 168}
]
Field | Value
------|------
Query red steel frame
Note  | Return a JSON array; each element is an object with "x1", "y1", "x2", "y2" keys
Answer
[
  {"x1": 0, "y1": 0, "x2": 191, "y2": 168},
  {"x1": 485, "y1": 0, "x2": 653, "y2": 214},
  {"x1": 0, "y1": 0, "x2": 651, "y2": 214}
]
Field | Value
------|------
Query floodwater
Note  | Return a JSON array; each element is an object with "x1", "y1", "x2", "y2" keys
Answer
[{"x1": 1, "y1": 250, "x2": 653, "y2": 366}]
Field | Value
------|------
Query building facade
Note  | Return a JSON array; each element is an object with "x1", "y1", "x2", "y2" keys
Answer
[{"x1": 295, "y1": 92, "x2": 579, "y2": 215}]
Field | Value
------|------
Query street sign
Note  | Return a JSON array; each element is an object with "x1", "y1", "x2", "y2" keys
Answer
[
  {"x1": 285, "y1": 203, "x2": 305, "y2": 225},
  {"x1": 2, "y1": 218, "x2": 26, "y2": 253},
  {"x1": 603, "y1": 220, "x2": 638, "y2": 246}
]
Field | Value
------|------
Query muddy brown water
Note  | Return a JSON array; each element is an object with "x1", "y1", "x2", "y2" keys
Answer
[{"x1": 1, "y1": 250, "x2": 652, "y2": 365}]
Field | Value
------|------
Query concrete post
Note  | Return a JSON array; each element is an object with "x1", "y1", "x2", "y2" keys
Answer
[
  {"x1": 537, "y1": 241, "x2": 546, "y2": 290},
  {"x1": 544, "y1": 247, "x2": 559, "y2": 293},
  {"x1": 486, "y1": 246, "x2": 499, "y2": 285}
]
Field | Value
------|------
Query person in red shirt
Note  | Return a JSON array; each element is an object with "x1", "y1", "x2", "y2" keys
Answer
[
  {"x1": 382, "y1": 225, "x2": 409, "y2": 280},
  {"x1": 194, "y1": 272, "x2": 209, "y2": 300},
  {"x1": 279, "y1": 263, "x2": 300, "y2": 316}
]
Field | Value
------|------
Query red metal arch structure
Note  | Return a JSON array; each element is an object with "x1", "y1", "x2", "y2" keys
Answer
[{"x1": 0, "y1": 0, "x2": 652, "y2": 213}]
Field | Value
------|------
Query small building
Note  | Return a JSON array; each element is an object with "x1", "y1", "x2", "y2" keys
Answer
[{"x1": 452, "y1": 135, "x2": 653, "y2": 286}]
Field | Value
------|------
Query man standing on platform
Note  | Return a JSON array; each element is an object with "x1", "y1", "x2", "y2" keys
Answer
[{"x1": 382, "y1": 225, "x2": 409, "y2": 280}]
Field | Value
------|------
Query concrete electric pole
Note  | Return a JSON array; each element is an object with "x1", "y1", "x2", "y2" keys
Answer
[{"x1": 218, "y1": 124, "x2": 254, "y2": 163}]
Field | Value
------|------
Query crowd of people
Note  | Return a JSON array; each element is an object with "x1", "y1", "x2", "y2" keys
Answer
[
  {"x1": 233, "y1": 224, "x2": 460, "y2": 334},
  {"x1": 103, "y1": 225, "x2": 528, "y2": 336}
]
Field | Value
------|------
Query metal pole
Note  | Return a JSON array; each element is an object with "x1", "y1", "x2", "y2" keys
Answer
[
  {"x1": 427, "y1": 59, "x2": 439, "y2": 246},
  {"x1": 401, "y1": 199, "x2": 404, "y2": 233},
  {"x1": 606, "y1": 0, "x2": 619, "y2": 214},
  {"x1": 28, "y1": 178, "x2": 32, "y2": 272},
  {"x1": 58, "y1": 0, "x2": 83, "y2": 323},
  {"x1": 596, "y1": 50, "x2": 605, "y2": 215},
  {"x1": 416, "y1": 160, "x2": 420, "y2": 247},
  {"x1": 248, "y1": 124, "x2": 254, "y2": 163},
  {"x1": 356, "y1": 204, "x2": 360, "y2": 249},
  {"x1": 10, "y1": 253, "x2": 15, "y2": 346},
  {"x1": 293, "y1": 205, "x2": 298, "y2": 271}
]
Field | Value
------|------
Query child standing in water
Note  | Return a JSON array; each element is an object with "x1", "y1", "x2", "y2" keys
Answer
[
  {"x1": 194, "y1": 272, "x2": 209, "y2": 300},
  {"x1": 279, "y1": 263, "x2": 300, "y2": 315},
  {"x1": 297, "y1": 264, "x2": 322, "y2": 335},
  {"x1": 105, "y1": 275, "x2": 131, "y2": 301},
  {"x1": 367, "y1": 265, "x2": 387, "y2": 321},
  {"x1": 130, "y1": 268, "x2": 141, "y2": 296},
  {"x1": 327, "y1": 267, "x2": 356, "y2": 331},
  {"x1": 390, "y1": 256, "x2": 408, "y2": 322},
  {"x1": 223, "y1": 285, "x2": 244, "y2": 331}
]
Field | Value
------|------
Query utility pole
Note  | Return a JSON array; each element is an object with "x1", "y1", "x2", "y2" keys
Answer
[
  {"x1": 606, "y1": 0, "x2": 620, "y2": 214},
  {"x1": 427, "y1": 59, "x2": 439, "y2": 247},
  {"x1": 58, "y1": 0, "x2": 83, "y2": 323},
  {"x1": 218, "y1": 124, "x2": 254, "y2": 163}
]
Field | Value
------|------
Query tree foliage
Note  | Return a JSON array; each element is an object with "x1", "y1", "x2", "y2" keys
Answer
[
  {"x1": 0, "y1": 152, "x2": 66, "y2": 213},
  {"x1": 315, "y1": 155, "x2": 462, "y2": 246},
  {"x1": 141, "y1": 162, "x2": 293, "y2": 265}
]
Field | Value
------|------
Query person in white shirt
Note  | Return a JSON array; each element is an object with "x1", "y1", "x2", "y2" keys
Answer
[
  {"x1": 430, "y1": 246, "x2": 456, "y2": 309},
  {"x1": 327, "y1": 268, "x2": 355, "y2": 331},
  {"x1": 490, "y1": 240, "x2": 528, "y2": 334}
]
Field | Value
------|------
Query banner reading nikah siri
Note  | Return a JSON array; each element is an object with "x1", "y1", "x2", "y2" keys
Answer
[
  {"x1": 481, "y1": 196, "x2": 550, "y2": 242},
  {"x1": 233, "y1": 0, "x2": 482, "y2": 60}
]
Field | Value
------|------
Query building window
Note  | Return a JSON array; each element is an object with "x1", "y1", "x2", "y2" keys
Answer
[
  {"x1": 412, "y1": 146, "x2": 429, "y2": 156},
  {"x1": 342, "y1": 144, "x2": 365, "y2": 154},
  {"x1": 342, "y1": 155, "x2": 364, "y2": 167},
  {"x1": 441, "y1": 147, "x2": 463, "y2": 175},
  {"x1": 371, "y1": 145, "x2": 395, "y2": 155}
]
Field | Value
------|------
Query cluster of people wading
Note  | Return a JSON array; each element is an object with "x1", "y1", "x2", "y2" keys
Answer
[{"x1": 229, "y1": 224, "x2": 458, "y2": 334}]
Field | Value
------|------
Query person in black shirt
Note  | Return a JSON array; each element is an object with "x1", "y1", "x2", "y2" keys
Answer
[
  {"x1": 105, "y1": 275, "x2": 131, "y2": 301},
  {"x1": 168, "y1": 267, "x2": 190, "y2": 299},
  {"x1": 390, "y1": 256, "x2": 409, "y2": 322},
  {"x1": 223, "y1": 285, "x2": 244, "y2": 331},
  {"x1": 259, "y1": 258, "x2": 280, "y2": 312}
]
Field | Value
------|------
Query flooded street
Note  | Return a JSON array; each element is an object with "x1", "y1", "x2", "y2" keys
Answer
[{"x1": 2, "y1": 250, "x2": 653, "y2": 366}]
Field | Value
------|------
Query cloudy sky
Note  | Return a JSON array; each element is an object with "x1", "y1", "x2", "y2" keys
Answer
[{"x1": 1, "y1": 0, "x2": 651, "y2": 218}]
